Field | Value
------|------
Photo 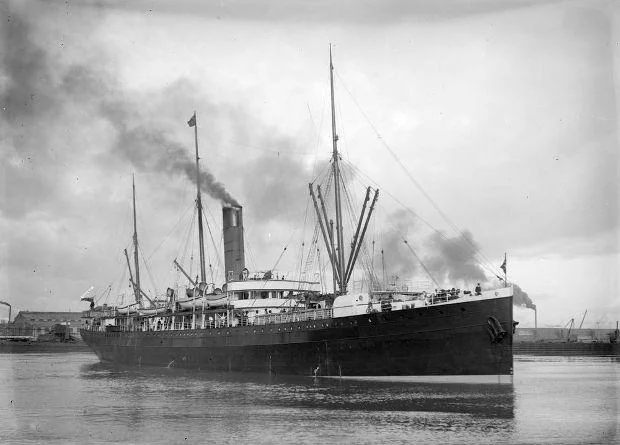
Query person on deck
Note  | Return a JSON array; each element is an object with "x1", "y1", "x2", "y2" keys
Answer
[{"x1": 475, "y1": 283, "x2": 482, "y2": 295}]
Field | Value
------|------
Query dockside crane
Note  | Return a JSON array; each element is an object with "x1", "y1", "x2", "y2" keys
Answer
[{"x1": 565, "y1": 318, "x2": 575, "y2": 342}]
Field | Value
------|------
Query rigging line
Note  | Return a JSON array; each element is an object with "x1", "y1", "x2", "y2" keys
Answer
[
  {"x1": 307, "y1": 103, "x2": 326, "y2": 182},
  {"x1": 375, "y1": 196, "x2": 500, "y2": 282},
  {"x1": 139, "y1": 243, "x2": 160, "y2": 299},
  {"x1": 245, "y1": 233, "x2": 258, "y2": 272},
  {"x1": 147, "y1": 203, "x2": 194, "y2": 260},
  {"x1": 341, "y1": 159, "x2": 501, "y2": 278},
  {"x1": 270, "y1": 247, "x2": 288, "y2": 276},
  {"x1": 114, "y1": 266, "x2": 128, "y2": 306},
  {"x1": 299, "y1": 102, "x2": 327, "y2": 282},
  {"x1": 361, "y1": 171, "x2": 502, "y2": 284},
  {"x1": 203, "y1": 132, "x2": 313, "y2": 157},
  {"x1": 297, "y1": 200, "x2": 310, "y2": 281},
  {"x1": 203, "y1": 213, "x2": 220, "y2": 284},
  {"x1": 334, "y1": 71, "x2": 502, "y2": 276},
  {"x1": 302, "y1": 214, "x2": 321, "y2": 278},
  {"x1": 340, "y1": 163, "x2": 361, "y2": 234},
  {"x1": 178, "y1": 206, "x2": 197, "y2": 266},
  {"x1": 310, "y1": 153, "x2": 333, "y2": 184},
  {"x1": 202, "y1": 203, "x2": 224, "y2": 274},
  {"x1": 272, "y1": 224, "x2": 303, "y2": 275},
  {"x1": 403, "y1": 238, "x2": 440, "y2": 288},
  {"x1": 109, "y1": 247, "x2": 129, "y2": 305},
  {"x1": 306, "y1": 227, "x2": 321, "y2": 280},
  {"x1": 200, "y1": 205, "x2": 215, "y2": 279},
  {"x1": 184, "y1": 208, "x2": 198, "y2": 283}
]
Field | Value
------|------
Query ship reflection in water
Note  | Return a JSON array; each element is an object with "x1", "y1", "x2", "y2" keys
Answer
[
  {"x1": 82, "y1": 361, "x2": 516, "y2": 418},
  {"x1": 78, "y1": 361, "x2": 516, "y2": 443},
  {"x1": 1, "y1": 353, "x2": 618, "y2": 444}
]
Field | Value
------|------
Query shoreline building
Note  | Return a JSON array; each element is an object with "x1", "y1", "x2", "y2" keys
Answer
[{"x1": 9, "y1": 311, "x2": 82, "y2": 340}]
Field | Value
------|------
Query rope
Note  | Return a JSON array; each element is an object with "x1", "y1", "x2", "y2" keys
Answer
[
  {"x1": 147, "y1": 203, "x2": 194, "y2": 260},
  {"x1": 403, "y1": 239, "x2": 440, "y2": 288},
  {"x1": 203, "y1": 202, "x2": 225, "y2": 282},
  {"x1": 335, "y1": 71, "x2": 503, "y2": 278},
  {"x1": 139, "y1": 243, "x2": 159, "y2": 299},
  {"x1": 341, "y1": 158, "x2": 502, "y2": 280}
]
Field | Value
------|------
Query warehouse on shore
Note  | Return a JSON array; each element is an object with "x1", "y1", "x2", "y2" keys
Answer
[{"x1": 8, "y1": 311, "x2": 82, "y2": 340}]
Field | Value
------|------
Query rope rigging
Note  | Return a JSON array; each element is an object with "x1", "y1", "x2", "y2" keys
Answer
[
  {"x1": 334, "y1": 70, "x2": 504, "y2": 280},
  {"x1": 340, "y1": 158, "x2": 503, "y2": 282}
]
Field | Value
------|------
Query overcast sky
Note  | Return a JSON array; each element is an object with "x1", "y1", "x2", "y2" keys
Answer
[{"x1": 1, "y1": 0, "x2": 618, "y2": 328}]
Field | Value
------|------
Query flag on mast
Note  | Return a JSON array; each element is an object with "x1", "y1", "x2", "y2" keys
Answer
[
  {"x1": 500, "y1": 254, "x2": 507, "y2": 274},
  {"x1": 188, "y1": 113, "x2": 196, "y2": 127}
]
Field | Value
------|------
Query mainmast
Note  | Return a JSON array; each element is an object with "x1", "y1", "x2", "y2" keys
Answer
[
  {"x1": 189, "y1": 111, "x2": 207, "y2": 283},
  {"x1": 330, "y1": 45, "x2": 346, "y2": 295},
  {"x1": 132, "y1": 175, "x2": 142, "y2": 305}
]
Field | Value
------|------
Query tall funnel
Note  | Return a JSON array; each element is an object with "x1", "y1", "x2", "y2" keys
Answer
[{"x1": 223, "y1": 204, "x2": 245, "y2": 282}]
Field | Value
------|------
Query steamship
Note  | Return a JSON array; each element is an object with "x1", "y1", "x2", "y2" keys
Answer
[{"x1": 80, "y1": 52, "x2": 514, "y2": 377}]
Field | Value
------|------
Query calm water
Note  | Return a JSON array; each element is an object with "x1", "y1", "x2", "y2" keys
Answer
[{"x1": 0, "y1": 352, "x2": 617, "y2": 444}]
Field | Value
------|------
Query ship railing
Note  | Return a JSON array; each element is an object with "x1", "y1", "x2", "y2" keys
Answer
[{"x1": 250, "y1": 308, "x2": 333, "y2": 326}]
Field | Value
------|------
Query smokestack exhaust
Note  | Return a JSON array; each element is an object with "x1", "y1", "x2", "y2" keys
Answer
[{"x1": 223, "y1": 204, "x2": 245, "y2": 282}]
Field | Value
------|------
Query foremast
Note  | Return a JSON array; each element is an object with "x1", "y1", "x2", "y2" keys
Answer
[
  {"x1": 309, "y1": 47, "x2": 379, "y2": 295},
  {"x1": 329, "y1": 46, "x2": 347, "y2": 294},
  {"x1": 131, "y1": 175, "x2": 142, "y2": 306}
]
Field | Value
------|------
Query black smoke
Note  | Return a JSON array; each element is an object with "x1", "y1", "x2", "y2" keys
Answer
[
  {"x1": 379, "y1": 209, "x2": 418, "y2": 281},
  {"x1": 513, "y1": 282, "x2": 535, "y2": 309},
  {"x1": 378, "y1": 211, "x2": 537, "y2": 308},
  {"x1": 1, "y1": 3, "x2": 240, "y2": 210},
  {"x1": 100, "y1": 105, "x2": 240, "y2": 206},
  {"x1": 425, "y1": 230, "x2": 487, "y2": 286}
]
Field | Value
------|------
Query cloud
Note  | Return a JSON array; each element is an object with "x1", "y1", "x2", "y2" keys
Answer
[
  {"x1": 0, "y1": 0, "x2": 614, "y2": 324},
  {"x1": 86, "y1": 0, "x2": 559, "y2": 24},
  {"x1": 0, "y1": 2, "x2": 330, "y2": 311}
]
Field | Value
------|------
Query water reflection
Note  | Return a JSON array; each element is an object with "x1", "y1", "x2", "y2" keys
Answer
[
  {"x1": 80, "y1": 362, "x2": 515, "y2": 419},
  {"x1": 8, "y1": 353, "x2": 619, "y2": 444}
]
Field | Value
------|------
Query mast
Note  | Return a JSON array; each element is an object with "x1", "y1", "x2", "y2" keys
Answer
[
  {"x1": 330, "y1": 44, "x2": 346, "y2": 295},
  {"x1": 309, "y1": 47, "x2": 379, "y2": 296},
  {"x1": 132, "y1": 175, "x2": 142, "y2": 305},
  {"x1": 381, "y1": 249, "x2": 386, "y2": 290},
  {"x1": 190, "y1": 111, "x2": 207, "y2": 283}
]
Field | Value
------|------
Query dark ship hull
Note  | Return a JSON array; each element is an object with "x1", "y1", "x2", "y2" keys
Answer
[{"x1": 80, "y1": 295, "x2": 513, "y2": 376}]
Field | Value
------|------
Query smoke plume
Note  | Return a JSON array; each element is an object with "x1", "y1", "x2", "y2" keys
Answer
[
  {"x1": 102, "y1": 113, "x2": 240, "y2": 206},
  {"x1": 1, "y1": 4, "x2": 240, "y2": 210},
  {"x1": 425, "y1": 230, "x2": 487, "y2": 286},
  {"x1": 380, "y1": 216, "x2": 537, "y2": 308},
  {"x1": 513, "y1": 283, "x2": 535, "y2": 309},
  {"x1": 380, "y1": 209, "x2": 418, "y2": 280}
]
